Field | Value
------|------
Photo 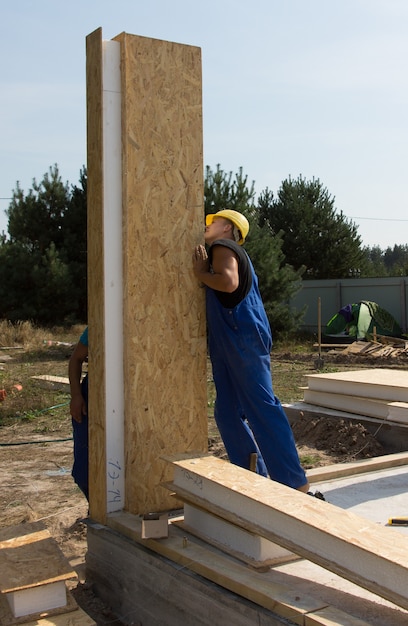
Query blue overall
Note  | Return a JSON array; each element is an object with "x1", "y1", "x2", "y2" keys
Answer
[
  {"x1": 71, "y1": 327, "x2": 89, "y2": 500},
  {"x1": 71, "y1": 374, "x2": 88, "y2": 500},
  {"x1": 206, "y1": 251, "x2": 307, "y2": 489}
]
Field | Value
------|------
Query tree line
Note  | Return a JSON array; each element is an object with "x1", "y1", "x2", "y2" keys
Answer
[
  {"x1": 1, "y1": 164, "x2": 407, "y2": 335},
  {"x1": 0, "y1": 166, "x2": 87, "y2": 325}
]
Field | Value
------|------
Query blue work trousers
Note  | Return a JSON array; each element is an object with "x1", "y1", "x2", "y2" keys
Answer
[
  {"x1": 71, "y1": 375, "x2": 89, "y2": 500},
  {"x1": 206, "y1": 270, "x2": 307, "y2": 489}
]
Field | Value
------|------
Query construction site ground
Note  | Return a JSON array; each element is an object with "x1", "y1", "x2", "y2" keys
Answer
[{"x1": 1, "y1": 337, "x2": 408, "y2": 624}]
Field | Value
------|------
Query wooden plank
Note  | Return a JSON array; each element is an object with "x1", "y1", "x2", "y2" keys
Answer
[
  {"x1": 23, "y1": 607, "x2": 96, "y2": 626},
  {"x1": 30, "y1": 375, "x2": 70, "y2": 390},
  {"x1": 313, "y1": 343, "x2": 353, "y2": 348},
  {"x1": 113, "y1": 32, "x2": 207, "y2": 514},
  {"x1": 164, "y1": 454, "x2": 408, "y2": 610},
  {"x1": 0, "y1": 523, "x2": 76, "y2": 593},
  {"x1": 86, "y1": 27, "x2": 108, "y2": 522},
  {"x1": 107, "y1": 511, "x2": 327, "y2": 625},
  {"x1": 376, "y1": 335, "x2": 408, "y2": 347},
  {"x1": 0, "y1": 522, "x2": 48, "y2": 543},
  {"x1": 107, "y1": 511, "x2": 382, "y2": 626},
  {"x1": 339, "y1": 341, "x2": 406, "y2": 358},
  {"x1": 307, "y1": 451, "x2": 408, "y2": 483},
  {"x1": 304, "y1": 606, "x2": 373, "y2": 626},
  {"x1": 341, "y1": 341, "x2": 371, "y2": 354},
  {"x1": 0, "y1": 529, "x2": 50, "y2": 550}
]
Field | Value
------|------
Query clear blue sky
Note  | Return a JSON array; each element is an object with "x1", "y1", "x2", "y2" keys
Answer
[{"x1": 1, "y1": 0, "x2": 407, "y2": 249}]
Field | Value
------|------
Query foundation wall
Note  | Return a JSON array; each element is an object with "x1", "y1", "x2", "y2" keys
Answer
[{"x1": 86, "y1": 523, "x2": 291, "y2": 626}]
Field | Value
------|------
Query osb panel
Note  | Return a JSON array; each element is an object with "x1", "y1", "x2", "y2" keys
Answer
[
  {"x1": 0, "y1": 523, "x2": 75, "y2": 592},
  {"x1": 115, "y1": 33, "x2": 207, "y2": 514},
  {"x1": 86, "y1": 28, "x2": 107, "y2": 521}
]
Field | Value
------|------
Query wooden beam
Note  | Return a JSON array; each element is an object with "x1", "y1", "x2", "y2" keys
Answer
[
  {"x1": 106, "y1": 511, "x2": 381, "y2": 626},
  {"x1": 312, "y1": 343, "x2": 353, "y2": 348},
  {"x1": 30, "y1": 375, "x2": 70, "y2": 391},
  {"x1": 164, "y1": 454, "x2": 408, "y2": 611},
  {"x1": 86, "y1": 27, "x2": 108, "y2": 523},
  {"x1": 20, "y1": 606, "x2": 96, "y2": 626},
  {"x1": 307, "y1": 451, "x2": 408, "y2": 483}
]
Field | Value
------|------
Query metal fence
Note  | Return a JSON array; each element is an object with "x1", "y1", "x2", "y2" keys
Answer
[{"x1": 289, "y1": 276, "x2": 408, "y2": 335}]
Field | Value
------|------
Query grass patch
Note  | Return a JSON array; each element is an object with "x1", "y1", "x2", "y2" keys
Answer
[
  {"x1": 0, "y1": 321, "x2": 83, "y2": 431},
  {"x1": 299, "y1": 453, "x2": 323, "y2": 468}
]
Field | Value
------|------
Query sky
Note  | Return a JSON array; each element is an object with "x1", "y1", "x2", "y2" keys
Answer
[{"x1": 1, "y1": 0, "x2": 408, "y2": 249}]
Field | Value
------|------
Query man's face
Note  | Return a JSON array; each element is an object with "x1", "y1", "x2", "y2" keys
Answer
[{"x1": 204, "y1": 217, "x2": 231, "y2": 244}]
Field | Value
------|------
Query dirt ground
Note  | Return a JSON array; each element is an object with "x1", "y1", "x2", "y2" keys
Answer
[
  {"x1": 0, "y1": 345, "x2": 404, "y2": 625},
  {"x1": 0, "y1": 415, "x2": 385, "y2": 625}
]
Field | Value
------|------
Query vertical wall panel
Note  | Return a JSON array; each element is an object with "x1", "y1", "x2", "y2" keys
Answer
[
  {"x1": 87, "y1": 29, "x2": 207, "y2": 522},
  {"x1": 87, "y1": 30, "x2": 207, "y2": 517},
  {"x1": 86, "y1": 28, "x2": 107, "y2": 522},
  {"x1": 115, "y1": 33, "x2": 207, "y2": 514}
]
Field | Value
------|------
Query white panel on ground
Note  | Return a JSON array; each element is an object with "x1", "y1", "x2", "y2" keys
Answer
[
  {"x1": 6, "y1": 581, "x2": 67, "y2": 618},
  {"x1": 306, "y1": 369, "x2": 408, "y2": 401},
  {"x1": 303, "y1": 388, "x2": 390, "y2": 418},
  {"x1": 387, "y1": 402, "x2": 408, "y2": 424}
]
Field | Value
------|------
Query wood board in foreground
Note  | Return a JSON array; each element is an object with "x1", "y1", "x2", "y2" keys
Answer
[{"x1": 164, "y1": 454, "x2": 408, "y2": 611}]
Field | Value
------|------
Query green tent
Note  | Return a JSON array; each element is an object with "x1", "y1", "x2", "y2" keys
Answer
[{"x1": 325, "y1": 301, "x2": 402, "y2": 340}]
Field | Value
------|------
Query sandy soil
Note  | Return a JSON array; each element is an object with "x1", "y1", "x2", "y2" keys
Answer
[
  {"x1": 0, "y1": 435, "x2": 118, "y2": 624},
  {"x1": 0, "y1": 412, "x2": 386, "y2": 625}
]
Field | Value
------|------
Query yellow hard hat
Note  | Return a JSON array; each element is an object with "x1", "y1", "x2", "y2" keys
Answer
[{"x1": 205, "y1": 209, "x2": 249, "y2": 245}]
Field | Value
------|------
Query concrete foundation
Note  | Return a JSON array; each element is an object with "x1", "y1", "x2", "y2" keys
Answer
[
  {"x1": 85, "y1": 522, "x2": 291, "y2": 626},
  {"x1": 85, "y1": 459, "x2": 408, "y2": 626}
]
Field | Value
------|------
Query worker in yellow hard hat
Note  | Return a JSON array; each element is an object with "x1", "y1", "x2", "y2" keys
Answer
[
  {"x1": 205, "y1": 209, "x2": 249, "y2": 245},
  {"x1": 192, "y1": 209, "x2": 324, "y2": 499}
]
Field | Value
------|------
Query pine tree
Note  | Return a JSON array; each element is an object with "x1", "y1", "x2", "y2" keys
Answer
[
  {"x1": 0, "y1": 165, "x2": 87, "y2": 324},
  {"x1": 257, "y1": 175, "x2": 367, "y2": 279}
]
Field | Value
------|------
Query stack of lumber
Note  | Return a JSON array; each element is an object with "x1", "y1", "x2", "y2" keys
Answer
[
  {"x1": 316, "y1": 336, "x2": 408, "y2": 359},
  {"x1": 0, "y1": 521, "x2": 95, "y2": 626},
  {"x1": 341, "y1": 339, "x2": 408, "y2": 359},
  {"x1": 303, "y1": 368, "x2": 408, "y2": 424}
]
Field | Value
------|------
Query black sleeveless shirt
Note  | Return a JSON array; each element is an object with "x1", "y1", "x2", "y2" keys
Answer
[{"x1": 208, "y1": 239, "x2": 253, "y2": 308}]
